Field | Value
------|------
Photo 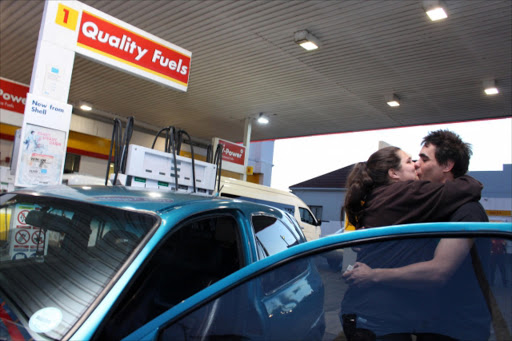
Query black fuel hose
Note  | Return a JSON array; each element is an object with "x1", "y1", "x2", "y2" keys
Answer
[
  {"x1": 213, "y1": 144, "x2": 223, "y2": 192},
  {"x1": 177, "y1": 130, "x2": 196, "y2": 193},
  {"x1": 104, "y1": 117, "x2": 134, "y2": 186}
]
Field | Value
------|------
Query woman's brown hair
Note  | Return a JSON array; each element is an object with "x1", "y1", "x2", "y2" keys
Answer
[{"x1": 343, "y1": 146, "x2": 401, "y2": 228}]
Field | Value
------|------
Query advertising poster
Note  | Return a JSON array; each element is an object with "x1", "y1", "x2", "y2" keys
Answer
[{"x1": 16, "y1": 124, "x2": 66, "y2": 186}]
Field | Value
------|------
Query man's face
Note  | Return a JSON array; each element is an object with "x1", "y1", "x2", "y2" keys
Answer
[{"x1": 415, "y1": 144, "x2": 446, "y2": 183}]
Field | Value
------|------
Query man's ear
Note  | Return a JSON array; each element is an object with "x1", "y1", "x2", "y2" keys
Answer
[
  {"x1": 442, "y1": 160, "x2": 455, "y2": 173},
  {"x1": 388, "y1": 168, "x2": 400, "y2": 180}
]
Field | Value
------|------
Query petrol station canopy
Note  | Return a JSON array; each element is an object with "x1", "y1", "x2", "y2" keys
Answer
[{"x1": 1, "y1": 0, "x2": 510, "y2": 143}]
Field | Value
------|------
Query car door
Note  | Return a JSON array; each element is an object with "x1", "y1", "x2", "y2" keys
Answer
[
  {"x1": 123, "y1": 222, "x2": 512, "y2": 341},
  {"x1": 92, "y1": 210, "x2": 247, "y2": 340}
]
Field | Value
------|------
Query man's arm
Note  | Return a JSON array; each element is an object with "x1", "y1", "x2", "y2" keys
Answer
[{"x1": 343, "y1": 238, "x2": 473, "y2": 289}]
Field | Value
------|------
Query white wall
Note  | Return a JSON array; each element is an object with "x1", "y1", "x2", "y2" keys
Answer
[
  {"x1": 78, "y1": 156, "x2": 108, "y2": 178},
  {"x1": 248, "y1": 140, "x2": 274, "y2": 187},
  {"x1": 291, "y1": 188, "x2": 345, "y2": 222}
]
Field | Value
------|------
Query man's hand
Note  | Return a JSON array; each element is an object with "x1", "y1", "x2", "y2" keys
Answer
[{"x1": 342, "y1": 262, "x2": 376, "y2": 287}]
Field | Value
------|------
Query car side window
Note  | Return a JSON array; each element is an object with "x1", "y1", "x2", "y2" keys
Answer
[
  {"x1": 252, "y1": 215, "x2": 301, "y2": 259},
  {"x1": 99, "y1": 214, "x2": 243, "y2": 340}
]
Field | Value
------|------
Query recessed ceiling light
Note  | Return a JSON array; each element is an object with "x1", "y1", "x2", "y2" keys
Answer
[
  {"x1": 483, "y1": 80, "x2": 499, "y2": 95},
  {"x1": 386, "y1": 94, "x2": 400, "y2": 107},
  {"x1": 426, "y1": 7, "x2": 447, "y2": 21},
  {"x1": 484, "y1": 88, "x2": 499, "y2": 95},
  {"x1": 424, "y1": 1, "x2": 448, "y2": 21},
  {"x1": 79, "y1": 103, "x2": 92, "y2": 111},
  {"x1": 294, "y1": 30, "x2": 321, "y2": 51},
  {"x1": 257, "y1": 113, "x2": 269, "y2": 124}
]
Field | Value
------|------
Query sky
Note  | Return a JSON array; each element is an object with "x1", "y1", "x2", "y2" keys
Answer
[{"x1": 270, "y1": 118, "x2": 512, "y2": 191}]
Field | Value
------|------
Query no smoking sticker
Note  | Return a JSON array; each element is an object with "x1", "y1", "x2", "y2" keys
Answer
[{"x1": 15, "y1": 230, "x2": 30, "y2": 244}]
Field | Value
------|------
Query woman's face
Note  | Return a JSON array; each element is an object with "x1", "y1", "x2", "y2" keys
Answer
[{"x1": 393, "y1": 149, "x2": 419, "y2": 181}]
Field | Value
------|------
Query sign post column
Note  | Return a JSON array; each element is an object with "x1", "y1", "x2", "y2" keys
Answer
[
  {"x1": 14, "y1": 1, "x2": 77, "y2": 187},
  {"x1": 13, "y1": 0, "x2": 192, "y2": 187}
]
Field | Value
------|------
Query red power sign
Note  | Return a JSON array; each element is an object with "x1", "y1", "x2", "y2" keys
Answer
[
  {"x1": 0, "y1": 78, "x2": 29, "y2": 114},
  {"x1": 219, "y1": 139, "x2": 246, "y2": 166}
]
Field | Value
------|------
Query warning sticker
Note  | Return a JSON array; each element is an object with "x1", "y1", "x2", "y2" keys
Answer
[
  {"x1": 15, "y1": 230, "x2": 30, "y2": 244},
  {"x1": 12, "y1": 252, "x2": 28, "y2": 260},
  {"x1": 17, "y1": 210, "x2": 30, "y2": 225},
  {"x1": 9, "y1": 204, "x2": 48, "y2": 259},
  {"x1": 32, "y1": 231, "x2": 45, "y2": 245}
]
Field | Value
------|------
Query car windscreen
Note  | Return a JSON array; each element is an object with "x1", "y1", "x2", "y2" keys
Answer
[{"x1": 0, "y1": 193, "x2": 159, "y2": 340}]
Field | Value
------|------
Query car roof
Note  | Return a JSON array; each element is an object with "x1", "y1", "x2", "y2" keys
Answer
[{"x1": 9, "y1": 184, "x2": 286, "y2": 216}]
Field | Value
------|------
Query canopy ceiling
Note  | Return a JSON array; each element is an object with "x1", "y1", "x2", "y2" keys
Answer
[{"x1": 1, "y1": 0, "x2": 510, "y2": 143}]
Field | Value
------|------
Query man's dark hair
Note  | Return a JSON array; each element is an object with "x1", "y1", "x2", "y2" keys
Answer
[{"x1": 422, "y1": 129, "x2": 472, "y2": 178}]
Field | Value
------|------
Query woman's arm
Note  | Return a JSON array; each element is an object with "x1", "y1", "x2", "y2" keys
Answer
[{"x1": 343, "y1": 238, "x2": 473, "y2": 289}]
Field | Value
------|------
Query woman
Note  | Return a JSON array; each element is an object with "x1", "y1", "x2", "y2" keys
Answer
[{"x1": 339, "y1": 146, "x2": 482, "y2": 341}]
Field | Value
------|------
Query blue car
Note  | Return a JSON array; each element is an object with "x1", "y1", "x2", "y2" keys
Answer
[
  {"x1": 1, "y1": 186, "x2": 511, "y2": 340},
  {"x1": 0, "y1": 185, "x2": 325, "y2": 340}
]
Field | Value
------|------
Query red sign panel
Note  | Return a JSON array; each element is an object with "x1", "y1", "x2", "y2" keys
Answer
[
  {"x1": 0, "y1": 78, "x2": 29, "y2": 114},
  {"x1": 77, "y1": 11, "x2": 191, "y2": 87},
  {"x1": 219, "y1": 139, "x2": 245, "y2": 166}
]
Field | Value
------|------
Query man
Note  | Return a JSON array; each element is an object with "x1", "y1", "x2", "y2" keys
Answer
[
  {"x1": 415, "y1": 130, "x2": 490, "y2": 341},
  {"x1": 344, "y1": 130, "x2": 490, "y2": 340}
]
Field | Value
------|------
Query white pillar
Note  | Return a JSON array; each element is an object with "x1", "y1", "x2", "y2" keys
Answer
[{"x1": 242, "y1": 117, "x2": 252, "y2": 181}]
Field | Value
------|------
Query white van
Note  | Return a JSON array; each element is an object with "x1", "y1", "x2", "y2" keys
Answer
[{"x1": 216, "y1": 177, "x2": 321, "y2": 241}]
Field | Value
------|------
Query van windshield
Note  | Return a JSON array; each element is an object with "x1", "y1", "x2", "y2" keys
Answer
[{"x1": 0, "y1": 193, "x2": 158, "y2": 340}]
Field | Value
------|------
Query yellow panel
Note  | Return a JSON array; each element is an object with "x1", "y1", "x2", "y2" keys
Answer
[
  {"x1": 55, "y1": 3, "x2": 79, "y2": 31},
  {"x1": 220, "y1": 171, "x2": 260, "y2": 184},
  {"x1": 0, "y1": 212, "x2": 10, "y2": 241},
  {"x1": 486, "y1": 210, "x2": 512, "y2": 217},
  {"x1": 179, "y1": 151, "x2": 207, "y2": 161},
  {"x1": 0, "y1": 123, "x2": 19, "y2": 137},
  {"x1": 221, "y1": 170, "x2": 243, "y2": 180},
  {"x1": 246, "y1": 173, "x2": 260, "y2": 184},
  {"x1": 1, "y1": 123, "x2": 111, "y2": 158},
  {"x1": 67, "y1": 131, "x2": 111, "y2": 156}
]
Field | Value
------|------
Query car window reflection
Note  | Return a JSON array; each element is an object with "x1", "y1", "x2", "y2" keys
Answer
[
  {"x1": 253, "y1": 215, "x2": 301, "y2": 258},
  {"x1": 155, "y1": 236, "x2": 511, "y2": 341}
]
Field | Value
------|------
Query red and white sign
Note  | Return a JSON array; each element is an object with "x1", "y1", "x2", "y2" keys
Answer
[
  {"x1": 218, "y1": 139, "x2": 245, "y2": 166},
  {"x1": 75, "y1": 5, "x2": 191, "y2": 91},
  {"x1": 15, "y1": 230, "x2": 30, "y2": 244},
  {"x1": 32, "y1": 230, "x2": 45, "y2": 245},
  {"x1": 0, "y1": 77, "x2": 29, "y2": 114},
  {"x1": 212, "y1": 138, "x2": 246, "y2": 174},
  {"x1": 17, "y1": 210, "x2": 30, "y2": 225}
]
